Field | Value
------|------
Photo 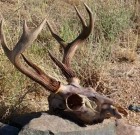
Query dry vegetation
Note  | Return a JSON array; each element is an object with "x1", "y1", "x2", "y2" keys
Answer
[{"x1": 0, "y1": 0, "x2": 140, "y2": 125}]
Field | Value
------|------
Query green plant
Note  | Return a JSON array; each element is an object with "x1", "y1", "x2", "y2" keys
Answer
[{"x1": 95, "y1": 1, "x2": 133, "y2": 41}]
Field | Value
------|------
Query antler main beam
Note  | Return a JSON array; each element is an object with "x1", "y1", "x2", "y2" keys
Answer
[
  {"x1": 0, "y1": 19, "x2": 61, "y2": 93},
  {"x1": 47, "y1": 3, "x2": 94, "y2": 83}
]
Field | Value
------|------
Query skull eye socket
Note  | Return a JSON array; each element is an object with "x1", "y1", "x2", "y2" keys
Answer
[{"x1": 66, "y1": 94, "x2": 83, "y2": 110}]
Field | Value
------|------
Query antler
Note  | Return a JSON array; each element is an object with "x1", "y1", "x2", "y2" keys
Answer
[
  {"x1": 47, "y1": 3, "x2": 94, "y2": 84},
  {"x1": 1, "y1": 4, "x2": 128, "y2": 124},
  {"x1": 0, "y1": 19, "x2": 61, "y2": 93}
]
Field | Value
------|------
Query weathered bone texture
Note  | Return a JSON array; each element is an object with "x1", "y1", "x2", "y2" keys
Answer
[{"x1": 0, "y1": 3, "x2": 127, "y2": 124}]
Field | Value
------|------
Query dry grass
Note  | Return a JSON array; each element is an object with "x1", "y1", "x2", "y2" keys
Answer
[{"x1": 0, "y1": 0, "x2": 140, "y2": 125}]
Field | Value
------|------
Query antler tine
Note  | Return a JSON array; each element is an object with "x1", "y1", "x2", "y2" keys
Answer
[
  {"x1": 12, "y1": 19, "x2": 46, "y2": 63},
  {"x1": 0, "y1": 19, "x2": 61, "y2": 93},
  {"x1": 74, "y1": 6, "x2": 87, "y2": 29},
  {"x1": 0, "y1": 20, "x2": 11, "y2": 59},
  {"x1": 84, "y1": 3, "x2": 94, "y2": 33},
  {"x1": 46, "y1": 21, "x2": 66, "y2": 49},
  {"x1": 63, "y1": 3, "x2": 94, "y2": 67},
  {"x1": 48, "y1": 51, "x2": 75, "y2": 80}
]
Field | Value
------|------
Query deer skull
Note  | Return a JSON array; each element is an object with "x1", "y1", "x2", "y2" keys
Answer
[{"x1": 0, "y1": 3, "x2": 127, "y2": 124}]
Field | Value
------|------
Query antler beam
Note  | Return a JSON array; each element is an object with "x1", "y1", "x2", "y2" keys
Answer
[
  {"x1": 47, "y1": 3, "x2": 94, "y2": 83},
  {"x1": 0, "y1": 19, "x2": 61, "y2": 93}
]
